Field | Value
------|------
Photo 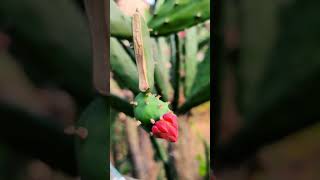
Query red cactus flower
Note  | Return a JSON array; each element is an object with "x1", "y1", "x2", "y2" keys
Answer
[{"x1": 152, "y1": 112, "x2": 178, "y2": 142}]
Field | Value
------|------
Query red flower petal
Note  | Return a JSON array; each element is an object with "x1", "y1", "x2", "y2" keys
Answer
[
  {"x1": 155, "y1": 121, "x2": 168, "y2": 133},
  {"x1": 151, "y1": 112, "x2": 178, "y2": 142},
  {"x1": 163, "y1": 112, "x2": 177, "y2": 123},
  {"x1": 163, "y1": 112, "x2": 178, "y2": 129},
  {"x1": 151, "y1": 126, "x2": 161, "y2": 134}
]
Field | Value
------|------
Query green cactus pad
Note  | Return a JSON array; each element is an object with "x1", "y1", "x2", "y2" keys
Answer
[
  {"x1": 110, "y1": 37, "x2": 140, "y2": 94},
  {"x1": 133, "y1": 92, "x2": 171, "y2": 130},
  {"x1": 184, "y1": 26, "x2": 198, "y2": 97},
  {"x1": 152, "y1": 38, "x2": 173, "y2": 101},
  {"x1": 110, "y1": 0, "x2": 132, "y2": 38},
  {"x1": 148, "y1": 0, "x2": 210, "y2": 36}
]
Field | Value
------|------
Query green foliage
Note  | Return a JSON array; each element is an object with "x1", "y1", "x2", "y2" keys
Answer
[
  {"x1": 148, "y1": 0, "x2": 210, "y2": 36},
  {"x1": 0, "y1": 0, "x2": 93, "y2": 107},
  {"x1": 217, "y1": 0, "x2": 320, "y2": 166}
]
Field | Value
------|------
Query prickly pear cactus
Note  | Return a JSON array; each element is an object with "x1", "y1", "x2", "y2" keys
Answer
[
  {"x1": 133, "y1": 92, "x2": 170, "y2": 126},
  {"x1": 149, "y1": 0, "x2": 210, "y2": 36},
  {"x1": 131, "y1": 9, "x2": 179, "y2": 142},
  {"x1": 132, "y1": 91, "x2": 178, "y2": 142}
]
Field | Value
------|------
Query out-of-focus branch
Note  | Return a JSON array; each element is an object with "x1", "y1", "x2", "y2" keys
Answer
[
  {"x1": 84, "y1": 0, "x2": 109, "y2": 95},
  {"x1": 0, "y1": 103, "x2": 77, "y2": 176}
]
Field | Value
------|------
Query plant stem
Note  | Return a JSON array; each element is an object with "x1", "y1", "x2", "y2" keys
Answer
[
  {"x1": 106, "y1": 94, "x2": 134, "y2": 117},
  {"x1": 150, "y1": 137, "x2": 175, "y2": 180},
  {"x1": 172, "y1": 34, "x2": 181, "y2": 111},
  {"x1": 118, "y1": 38, "x2": 136, "y2": 64}
]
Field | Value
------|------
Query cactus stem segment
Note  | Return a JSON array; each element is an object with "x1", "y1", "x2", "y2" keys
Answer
[
  {"x1": 150, "y1": 119, "x2": 155, "y2": 124},
  {"x1": 146, "y1": 92, "x2": 152, "y2": 97},
  {"x1": 144, "y1": 100, "x2": 149, "y2": 105},
  {"x1": 159, "y1": 104, "x2": 163, "y2": 109},
  {"x1": 136, "y1": 120, "x2": 142, "y2": 126}
]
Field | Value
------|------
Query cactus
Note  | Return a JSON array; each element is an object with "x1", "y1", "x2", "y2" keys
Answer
[
  {"x1": 153, "y1": 0, "x2": 192, "y2": 18},
  {"x1": 110, "y1": 37, "x2": 140, "y2": 94},
  {"x1": 0, "y1": 0, "x2": 210, "y2": 179},
  {"x1": 132, "y1": 92, "x2": 178, "y2": 142},
  {"x1": 133, "y1": 92, "x2": 170, "y2": 128},
  {"x1": 152, "y1": 38, "x2": 173, "y2": 101},
  {"x1": 148, "y1": 0, "x2": 210, "y2": 36},
  {"x1": 184, "y1": 27, "x2": 198, "y2": 97},
  {"x1": 178, "y1": 45, "x2": 210, "y2": 114},
  {"x1": 109, "y1": 0, "x2": 210, "y2": 37},
  {"x1": 108, "y1": 1, "x2": 210, "y2": 179},
  {"x1": 110, "y1": 0, "x2": 132, "y2": 38}
]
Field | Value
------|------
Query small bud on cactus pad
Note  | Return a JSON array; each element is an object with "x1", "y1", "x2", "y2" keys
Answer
[{"x1": 133, "y1": 92, "x2": 178, "y2": 142}]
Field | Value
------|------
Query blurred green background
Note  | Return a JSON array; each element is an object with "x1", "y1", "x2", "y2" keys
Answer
[{"x1": 215, "y1": 0, "x2": 320, "y2": 179}]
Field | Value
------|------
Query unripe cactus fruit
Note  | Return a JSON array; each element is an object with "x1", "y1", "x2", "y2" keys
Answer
[{"x1": 133, "y1": 92, "x2": 178, "y2": 142}]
